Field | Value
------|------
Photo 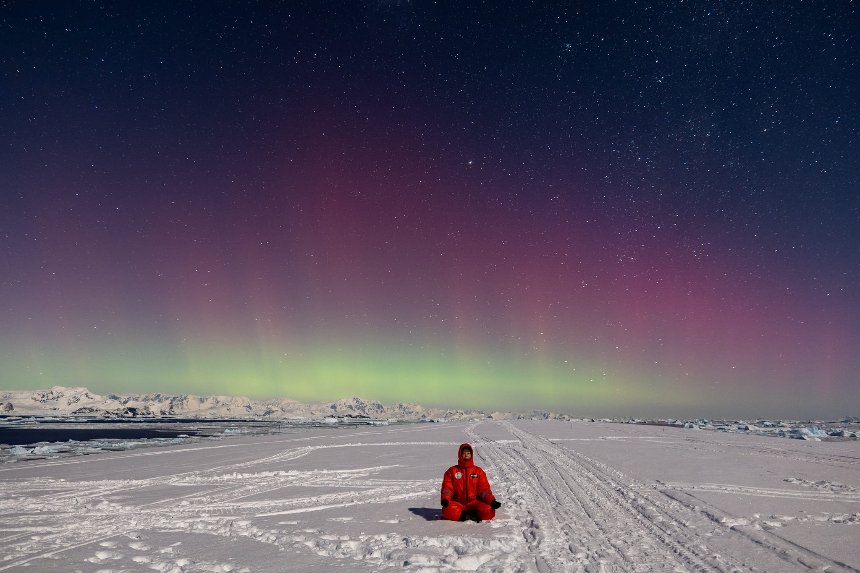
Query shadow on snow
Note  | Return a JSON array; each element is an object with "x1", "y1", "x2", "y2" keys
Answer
[{"x1": 408, "y1": 507, "x2": 441, "y2": 521}]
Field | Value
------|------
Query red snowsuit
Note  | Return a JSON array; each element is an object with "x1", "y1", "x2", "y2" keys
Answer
[{"x1": 440, "y1": 443, "x2": 496, "y2": 521}]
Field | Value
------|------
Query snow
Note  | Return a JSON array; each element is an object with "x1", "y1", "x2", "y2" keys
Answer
[{"x1": 0, "y1": 420, "x2": 858, "y2": 572}]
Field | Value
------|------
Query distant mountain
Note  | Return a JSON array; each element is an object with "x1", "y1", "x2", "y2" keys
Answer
[{"x1": 0, "y1": 386, "x2": 519, "y2": 421}]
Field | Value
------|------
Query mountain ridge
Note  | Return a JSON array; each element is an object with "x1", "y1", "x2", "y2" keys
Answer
[{"x1": 0, "y1": 386, "x2": 541, "y2": 421}]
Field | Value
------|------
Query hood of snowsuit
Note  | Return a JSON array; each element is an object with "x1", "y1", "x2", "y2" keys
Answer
[{"x1": 458, "y1": 443, "x2": 474, "y2": 468}]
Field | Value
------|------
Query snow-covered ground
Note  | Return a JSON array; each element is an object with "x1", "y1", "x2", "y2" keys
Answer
[{"x1": 0, "y1": 420, "x2": 858, "y2": 572}]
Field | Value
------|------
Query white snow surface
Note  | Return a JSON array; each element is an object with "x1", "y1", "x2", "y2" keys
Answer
[{"x1": 0, "y1": 420, "x2": 858, "y2": 572}]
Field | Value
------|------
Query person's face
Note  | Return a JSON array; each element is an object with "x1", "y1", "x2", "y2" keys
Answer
[{"x1": 462, "y1": 450, "x2": 472, "y2": 460}]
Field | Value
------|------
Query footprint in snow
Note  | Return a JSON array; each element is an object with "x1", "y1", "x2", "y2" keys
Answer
[{"x1": 86, "y1": 550, "x2": 123, "y2": 563}]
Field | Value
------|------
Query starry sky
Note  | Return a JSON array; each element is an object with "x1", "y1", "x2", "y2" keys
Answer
[{"x1": 1, "y1": 2, "x2": 857, "y2": 419}]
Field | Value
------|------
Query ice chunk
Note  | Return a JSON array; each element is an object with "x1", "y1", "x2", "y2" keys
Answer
[
  {"x1": 784, "y1": 426, "x2": 829, "y2": 440},
  {"x1": 31, "y1": 445, "x2": 60, "y2": 455}
]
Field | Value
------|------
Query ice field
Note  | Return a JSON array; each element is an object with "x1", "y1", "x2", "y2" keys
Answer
[{"x1": 1, "y1": 420, "x2": 858, "y2": 572}]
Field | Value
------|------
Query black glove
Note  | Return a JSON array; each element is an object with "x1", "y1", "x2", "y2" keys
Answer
[
  {"x1": 490, "y1": 500, "x2": 502, "y2": 509},
  {"x1": 441, "y1": 499, "x2": 449, "y2": 507}
]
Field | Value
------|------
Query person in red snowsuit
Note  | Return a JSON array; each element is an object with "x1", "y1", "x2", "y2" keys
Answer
[{"x1": 440, "y1": 443, "x2": 501, "y2": 522}]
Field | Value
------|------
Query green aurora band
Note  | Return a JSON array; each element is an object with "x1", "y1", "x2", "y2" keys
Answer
[{"x1": 0, "y1": 337, "x2": 703, "y2": 414}]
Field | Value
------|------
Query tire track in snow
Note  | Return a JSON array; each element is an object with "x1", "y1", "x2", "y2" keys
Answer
[
  {"x1": 472, "y1": 422, "x2": 750, "y2": 572},
  {"x1": 661, "y1": 489, "x2": 860, "y2": 573},
  {"x1": 654, "y1": 481, "x2": 860, "y2": 502}
]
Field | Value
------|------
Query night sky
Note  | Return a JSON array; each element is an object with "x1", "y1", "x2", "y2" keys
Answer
[{"x1": 1, "y1": 2, "x2": 857, "y2": 418}]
